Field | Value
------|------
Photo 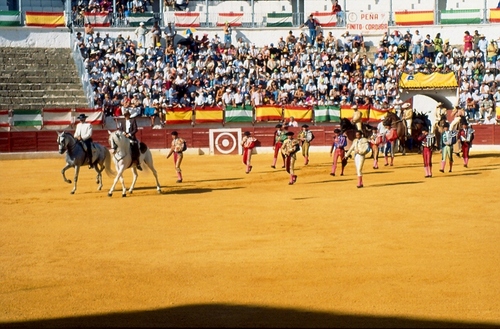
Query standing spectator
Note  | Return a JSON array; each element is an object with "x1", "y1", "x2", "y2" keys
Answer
[
  {"x1": 74, "y1": 113, "x2": 94, "y2": 168},
  {"x1": 135, "y1": 22, "x2": 149, "y2": 48},
  {"x1": 329, "y1": 128, "x2": 347, "y2": 176},
  {"x1": 477, "y1": 34, "x2": 488, "y2": 63},
  {"x1": 151, "y1": 21, "x2": 161, "y2": 47},
  {"x1": 300, "y1": 14, "x2": 320, "y2": 46},
  {"x1": 166, "y1": 131, "x2": 185, "y2": 183},
  {"x1": 241, "y1": 131, "x2": 257, "y2": 174},
  {"x1": 84, "y1": 23, "x2": 94, "y2": 42},
  {"x1": 344, "y1": 130, "x2": 369, "y2": 188},
  {"x1": 411, "y1": 29, "x2": 423, "y2": 60},
  {"x1": 175, "y1": 0, "x2": 189, "y2": 11},
  {"x1": 472, "y1": 30, "x2": 481, "y2": 50},
  {"x1": 463, "y1": 31, "x2": 473, "y2": 52},
  {"x1": 281, "y1": 131, "x2": 300, "y2": 185},
  {"x1": 459, "y1": 122, "x2": 474, "y2": 167},
  {"x1": 439, "y1": 122, "x2": 455, "y2": 173},
  {"x1": 222, "y1": 22, "x2": 232, "y2": 48},
  {"x1": 417, "y1": 126, "x2": 434, "y2": 178},
  {"x1": 332, "y1": 0, "x2": 343, "y2": 26}
]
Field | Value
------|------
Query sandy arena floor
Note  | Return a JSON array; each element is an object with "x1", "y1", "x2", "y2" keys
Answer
[{"x1": 1, "y1": 150, "x2": 500, "y2": 328}]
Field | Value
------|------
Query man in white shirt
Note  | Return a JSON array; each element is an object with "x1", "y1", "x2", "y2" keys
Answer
[{"x1": 74, "y1": 113, "x2": 94, "y2": 168}]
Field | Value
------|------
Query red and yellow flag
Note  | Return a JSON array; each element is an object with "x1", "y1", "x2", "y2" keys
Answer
[
  {"x1": 166, "y1": 108, "x2": 193, "y2": 125},
  {"x1": 341, "y1": 105, "x2": 370, "y2": 123},
  {"x1": 194, "y1": 106, "x2": 223, "y2": 124},
  {"x1": 25, "y1": 11, "x2": 65, "y2": 27},
  {"x1": 283, "y1": 105, "x2": 313, "y2": 122},
  {"x1": 255, "y1": 105, "x2": 282, "y2": 122}
]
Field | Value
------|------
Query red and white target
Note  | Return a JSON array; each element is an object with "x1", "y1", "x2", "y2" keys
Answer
[{"x1": 209, "y1": 129, "x2": 242, "y2": 155}]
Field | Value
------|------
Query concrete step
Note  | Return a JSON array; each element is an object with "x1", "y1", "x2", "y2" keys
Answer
[
  {"x1": 0, "y1": 83, "x2": 84, "y2": 91},
  {"x1": 0, "y1": 89, "x2": 86, "y2": 97}
]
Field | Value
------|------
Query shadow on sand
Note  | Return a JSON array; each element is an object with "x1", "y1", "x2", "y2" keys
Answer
[{"x1": 2, "y1": 303, "x2": 498, "y2": 328}]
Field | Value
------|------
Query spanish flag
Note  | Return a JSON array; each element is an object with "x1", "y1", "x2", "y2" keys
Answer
[
  {"x1": 25, "y1": 11, "x2": 65, "y2": 27},
  {"x1": 283, "y1": 105, "x2": 313, "y2": 122},
  {"x1": 166, "y1": 108, "x2": 192, "y2": 125},
  {"x1": 42, "y1": 108, "x2": 73, "y2": 129},
  {"x1": 255, "y1": 105, "x2": 282, "y2": 122},
  {"x1": 490, "y1": 9, "x2": 500, "y2": 23},
  {"x1": 341, "y1": 105, "x2": 370, "y2": 123},
  {"x1": 194, "y1": 106, "x2": 223, "y2": 124},
  {"x1": 368, "y1": 108, "x2": 390, "y2": 123},
  {"x1": 395, "y1": 10, "x2": 434, "y2": 26}
]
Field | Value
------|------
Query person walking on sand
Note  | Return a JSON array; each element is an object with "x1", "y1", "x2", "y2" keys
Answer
[
  {"x1": 417, "y1": 126, "x2": 434, "y2": 178},
  {"x1": 166, "y1": 131, "x2": 186, "y2": 183},
  {"x1": 298, "y1": 124, "x2": 314, "y2": 165},
  {"x1": 439, "y1": 122, "x2": 455, "y2": 173},
  {"x1": 329, "y1": 128, "x2": 347, "y2": 176},
  {"x1": 459, "y1": 122, "x2": 474, "y2": 168},
  {"x1": 344, "y1": 130, "x2": 369, "y2": 188},
  {"x1": 241, "y1": 131, "x2": 257, "y2": 174},
  {"x1": 281, "y1": 131, "x2": 300, "y2": 185},
  {"x1": 271, "y1": 124, "x2": 287, "y2": 169}
]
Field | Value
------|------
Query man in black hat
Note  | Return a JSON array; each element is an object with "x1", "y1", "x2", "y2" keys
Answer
[
  {"x1": 281, "y1": 131, "x2": 299, "y2": 185},
  {"x1": 74, "y1": 113, "x2": 94, "y2": 168},
  {"x1": 298, "y1": 124, "x2": 314, "y2": 165},
  {"x1": 120, "y1": 111, "x2": 142, "y2": 171}
]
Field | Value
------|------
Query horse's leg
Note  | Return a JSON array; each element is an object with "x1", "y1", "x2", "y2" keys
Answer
[
  {"x1": 128, "y1": 167, "x2": 138, "y2": 194},
  {"x1": 95, "y1": 162, "x2": 104, "y2": 191},
  {"x1": 61, "y1": 163, "x2": 72, "y2": 184},
  {"x1": 144, "y1": 152, "x2": 161, "y2": 193},
  {"x1": 71, "y1": 166, "x2": 80, "y2": 194},
  {"x1": 108, "y1": 162, "x2": 125, "y2": 197},
  {"x1": 401, "y1": 137, "x2": 407, "y2": 155}
]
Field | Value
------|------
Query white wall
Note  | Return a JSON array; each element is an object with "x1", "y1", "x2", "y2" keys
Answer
[{"x1": 2, "y1": 24, "x2": 500, "y2": 49}]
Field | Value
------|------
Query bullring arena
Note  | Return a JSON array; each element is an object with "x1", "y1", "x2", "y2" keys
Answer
[
  {"x1": 1, "y1": 144, "x2": 500, "y2": 327},
  {"x1": 2, "y1": 0, "x2": 500, "y2": 326}
]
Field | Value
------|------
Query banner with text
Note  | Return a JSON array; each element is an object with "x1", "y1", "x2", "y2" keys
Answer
[{"x1": 345, "y1": 12, "x2": 388, "y2": 35}]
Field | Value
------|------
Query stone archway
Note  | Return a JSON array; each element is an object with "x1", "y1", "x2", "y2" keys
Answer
[{"x1": 398, "y1": 88, "x2": 458, "y2": 110}]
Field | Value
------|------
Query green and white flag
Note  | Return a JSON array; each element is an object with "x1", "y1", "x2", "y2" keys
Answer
[
  {"x1": 12, "y1": 109, "x2": 42, "y2": 128},
  {"x1": 266, "y1": 13, "x2": 293, "y2": 27},
  {"x1": 127, "y1": 13, "x2": 154, "y2": 27},
  {"x1": 0, "y1": 11, "x2": 21, "y2": 26},
  {"x1": 314, "y1": 105, "x2": 340, "y2": 123},
  {"x1": 225, "y1": 105, "x2": 254, "y2": 123},
  {"x1": 441, "y1": 9, "x2": 481, "y2": 24}
]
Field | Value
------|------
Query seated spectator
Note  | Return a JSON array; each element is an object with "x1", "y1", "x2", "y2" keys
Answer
[
  {"x1": 175, "y1": 0, "x2": 189, "y2": 11},
  {"x1": 483, "y1": 113, "x2": 497, "y2": 124}
]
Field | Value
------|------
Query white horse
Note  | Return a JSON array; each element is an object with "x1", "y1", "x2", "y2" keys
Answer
[
  {"x1": 107, "y1": 130, "x2": 161, "y2": 197},
  {"x1": 57, "y1": 131, "x2": 115, "y2": 194}
]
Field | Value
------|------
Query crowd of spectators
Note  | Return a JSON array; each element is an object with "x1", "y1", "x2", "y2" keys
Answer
[
  {"x1": 71, "y1": 0, "x2": 154, "y2": 27},
  {"x1": 76, "y1": 22, "x2": 500, "y2": 127}
]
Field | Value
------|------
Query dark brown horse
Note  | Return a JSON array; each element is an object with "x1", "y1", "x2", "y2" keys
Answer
[
  {"x1": 383, "y1": 112, "x2": 408, "y2": 155},
  {"x1": 411, "y1": 112, "x2": 431, "y2": 152},
  {"x1": 339, "y1": 117, "x2": 374, "y2": 140}
]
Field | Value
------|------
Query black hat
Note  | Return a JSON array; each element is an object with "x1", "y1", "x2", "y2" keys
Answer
[
  {"x1": 334, "y1": 128, "x2": 341, "y2": 133},
  {"x1": 285, "y1": 131, "x2": 294, "y2": 136},
  {"x1": 275, "y1": 123, "x2": 283, "y2": 128},
  {"x1": 422, "y1": 127, "x2": 429, "y2": 132},
  {"x1": 302, "y1": 124, "x2": 309, "y2": 128},
  {"x1": 77, "y1": 113, "x2": 88, "y2": 120},
  {"x1": 243, "y1": 131, "x2": 251, "y2": 136},
  {"x1": 171, "y1": 131, "x2": 178, "y2": 136},
  {"x1": 443, "y1": 123, "x2": 450, "y2": 128}
]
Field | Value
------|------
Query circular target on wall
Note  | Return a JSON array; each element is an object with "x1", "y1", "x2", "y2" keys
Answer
[{"x1": 209, "y1": 129, "x2": 242, "y2": 155}]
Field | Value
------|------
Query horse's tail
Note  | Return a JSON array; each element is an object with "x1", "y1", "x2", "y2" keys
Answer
[{"x1": 104, "y1": 147, "x2": 116, "y2": 177}]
